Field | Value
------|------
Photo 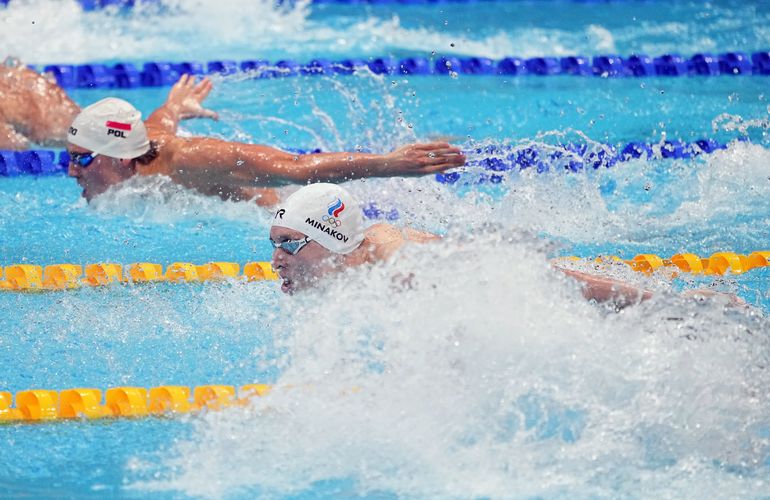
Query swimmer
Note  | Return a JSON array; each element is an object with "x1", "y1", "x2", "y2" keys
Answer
[
  {"x1": 0, "y1": 58, "x2": 79, "y2": 150},
  {"x1": 66, "y1": 76, "x2": 465, "y2": 203},
  {"x1": 0, "y1": 58, "x2": 221, "y2": 151},
  {"x1": 269, "y1": 183, "x2": 438, "y2": 293},
  {"x1": 270, "y1": 183, "x2": 747, "y2": 308},
  {"x1": 269, "y1": 183, "x2": 625, "y2": 297}
]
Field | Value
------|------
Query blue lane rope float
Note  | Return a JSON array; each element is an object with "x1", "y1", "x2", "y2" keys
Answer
[
  {"x1": 28, "y1": 52, "x2": 770, "y2": 89},
  {"x1": 0, "y1": 0, "x2": 667, "y2": 9},
  {"x1": 0, "y1": 138, "x2": 735, "y2": 179}
]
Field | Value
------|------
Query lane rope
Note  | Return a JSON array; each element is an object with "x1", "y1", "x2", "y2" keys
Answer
[
  {"x1": 0, "y1": 138, "x2": 741, "y2": 179},
  {"x1": 3, "y1": 0, "x2": 527, "y2": 9},
  {"x1": 27, "y1": 52, "x2": 770, "y2": 89},
  {"x1": 556, "y1": 250, "x2": 770, "y2": 276},
  {"x1": 0, "y1": 384, "x2": 274, "y2": 423},
  {"x1": 0, "y1": 261, "x2": 277, "y2": 291},
  {"x1": 1, "y1": 250, "x2": 768, "y2": 293}
]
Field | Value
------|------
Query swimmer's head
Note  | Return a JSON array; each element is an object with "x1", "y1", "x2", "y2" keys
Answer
[
  {"x1": 66, "y1": 98, "x2": 154, "y2": 200},
  {"x1": 67, "y1": 98, "x2": 150, "y2": 159},
  {"x1": 270, "y1": 183, "x2": 365, "y2": 293}
]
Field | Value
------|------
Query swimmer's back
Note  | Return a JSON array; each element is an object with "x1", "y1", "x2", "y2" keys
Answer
[{"x1": 0, "y1": 63, "x2": 79, "y2": 147}]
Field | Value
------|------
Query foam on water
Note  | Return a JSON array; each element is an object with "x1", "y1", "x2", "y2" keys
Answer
[
  {"x1": 0, "y1": 0, "x2": 621, "y2": 63},
  {"x1": 88, "y1": 175, "x2": 275, "y2": 225},
  {"x1": 128, "y1": 231, "x2": 770, "y2": 498},
  {"x1": 340, "y1": 139, "x2": 770, "y2": 253},
  {"x1": 4, "y1": 0, "x2": 768, "y2": 65}
]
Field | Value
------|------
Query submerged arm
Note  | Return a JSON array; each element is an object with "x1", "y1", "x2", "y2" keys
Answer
[{"x1": 559, "y1": 268, "x2": 653, "y2": 309}]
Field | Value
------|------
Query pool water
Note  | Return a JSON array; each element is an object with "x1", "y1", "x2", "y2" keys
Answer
[{"x1": 1, "y1": 0, "x2": 770, "y2": 498}]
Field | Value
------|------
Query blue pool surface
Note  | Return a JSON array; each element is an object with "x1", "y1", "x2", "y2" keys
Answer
[{"x1": 1, "y1": 0, "x2": 770, "y2": 498}]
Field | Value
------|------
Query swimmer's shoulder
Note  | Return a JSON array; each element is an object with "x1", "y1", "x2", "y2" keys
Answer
[{"x1": 363, "y1": 223, "x2": 440, "y2": 261}]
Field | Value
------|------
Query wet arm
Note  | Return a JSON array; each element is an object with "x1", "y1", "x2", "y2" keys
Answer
[
  {"x1": 145, "y1": 75, "x2": 218, "y2": 136},
  {"x1": 169, "y1": 138, "x2": 466, "y2": 187},
  {"x1": 0, "y1": 122, "x2": 29, "y2": 150},
  {"x1": 559, "y1": 268, "x2": 653, "y2": 309}
]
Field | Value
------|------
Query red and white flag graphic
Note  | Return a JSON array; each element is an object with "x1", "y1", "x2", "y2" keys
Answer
[{"x1": 105, "y1": 121, "x2": 132, "y2": 131}]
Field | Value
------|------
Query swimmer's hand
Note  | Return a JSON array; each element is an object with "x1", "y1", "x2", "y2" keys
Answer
[
  {"x1": 166, "y1": 74, "x2": 219, "y2": 121},
  {"x1": 383, "y1": 142, "x2": 466, "y2": 175},
  {"x1": 681, "y1": 288, "x2": 747, "y2": 308}
]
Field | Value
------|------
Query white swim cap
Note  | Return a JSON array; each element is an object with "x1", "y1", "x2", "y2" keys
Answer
[
  {"x1": 272, "y1": 183, "x2": 365, "y2": 254},
  {"x1": 67, "y1": 98, "x2": 150, "y2": 159}
]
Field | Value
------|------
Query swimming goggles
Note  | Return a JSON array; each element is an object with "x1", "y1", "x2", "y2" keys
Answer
[
  {"x1": 270, "y1": 236, "x2": 312, "y2": 255},
  {"x1": 68, "y1": 151, "x2": 97, "y2": 168}
]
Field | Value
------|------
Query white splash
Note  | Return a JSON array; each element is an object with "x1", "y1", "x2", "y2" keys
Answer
[
  {"x1": 88, "y1": 175, "x2": 276, "y2": 225},
  {"x1": 130, "y1": 232, "x2": 770, "y2": 498}
]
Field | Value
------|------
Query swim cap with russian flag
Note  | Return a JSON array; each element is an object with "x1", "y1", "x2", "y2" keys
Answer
[
  {"x1": 67, "y1": 98, "x2": 150, "y2": 159},
  {"x1": 272, "y1": 183, "x2": 364, "y2": 254}
]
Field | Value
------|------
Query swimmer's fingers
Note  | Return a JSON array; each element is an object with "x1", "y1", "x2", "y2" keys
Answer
[
  {"x1": 414, "y1": 141, "x2": 452, "y2": 149},
  {"x1": 413, "y1": 162, "x2": 461, "y2": 174},
  {"x1": 423, "y1": 147, "x2": 464, "y2": 157},
  {"x1": 173, "y1": 73, "x2": 192, "y2": 90},
  {"x1": 422, "y1": 152, "x2": 466, "y2": 166},
  {"x1": 192, "y1": 79, "x2": 219, "y2": 120},
  {"x1": 413, "y1": 142, "x2": 461, "y2": 153},
  {"x1": 193, "y1": 77, "x2": 214, "y2": 99},
  {"x1": 197, "y1": 108, "x2": 219, "y2": 120}
]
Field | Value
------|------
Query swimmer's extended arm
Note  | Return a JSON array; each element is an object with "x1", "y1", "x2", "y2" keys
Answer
[
  {"x1": 402, "y1": 227, "x2": 441, "y2": 243},
  {"x1": 167, "y1": 139, "x2": 466, "y2": 187},
  {"x1": 559, "y1": 268, "x2": 653, "y2": 309},
  {"x1": 144, "y1": 75, "x2": 218, "y2": 136}
]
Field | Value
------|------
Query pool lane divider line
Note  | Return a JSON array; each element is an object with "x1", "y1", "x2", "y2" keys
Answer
[
  {"x1": 0, "y1": 138, "x2": 737, "y2": 181},
  {"x1": 0, "y1": 262, "x2": 277, "y2": 291},
  {"x1": 4, "y1": 0, "x2": 526, "y2": 9},
  {"x1": 32, "y1": 51, "x2": 770, "y2": 89},
  {"x1": 0, "y1": 384, "x2": 274, "y2": 423},
  {"x1": 1, "y1": 251, "x2": 768, "y2": 293},
  {"x1": 555, "y1": 251, "x2": 770, "y2": 277}
]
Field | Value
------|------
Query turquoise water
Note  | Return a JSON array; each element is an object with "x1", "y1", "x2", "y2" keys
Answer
[{"x1": 2, "y1": 0, "x2": 770, "y2": 498}]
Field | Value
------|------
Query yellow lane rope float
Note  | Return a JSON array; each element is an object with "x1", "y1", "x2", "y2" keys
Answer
[
  {"x1": 0, "y1": 384, "x2": 272, "y2": 423},
  {"x1": 0, "y1": 261, "x2": 278, "y2": 291},
  {"x1": 1, "y1": 251, "x2": 769, "y2": 292},
  {"x1": 557, "y1": 250, "x2": 770, "y2": 276}
]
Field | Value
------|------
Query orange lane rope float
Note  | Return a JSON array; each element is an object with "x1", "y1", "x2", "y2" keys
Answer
[
  {"x1": 561, "y1": 250, "x2": 770, "y2": 276},
  {"x1": 1, "y1": 251, "x2": 768, "y2": 292},
  {"x1": 0, "y1": 384, "x2": 272, "y2": 423},
  {"x1": 0, "y1": 261, "x2": 278, "y2": 291}
]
